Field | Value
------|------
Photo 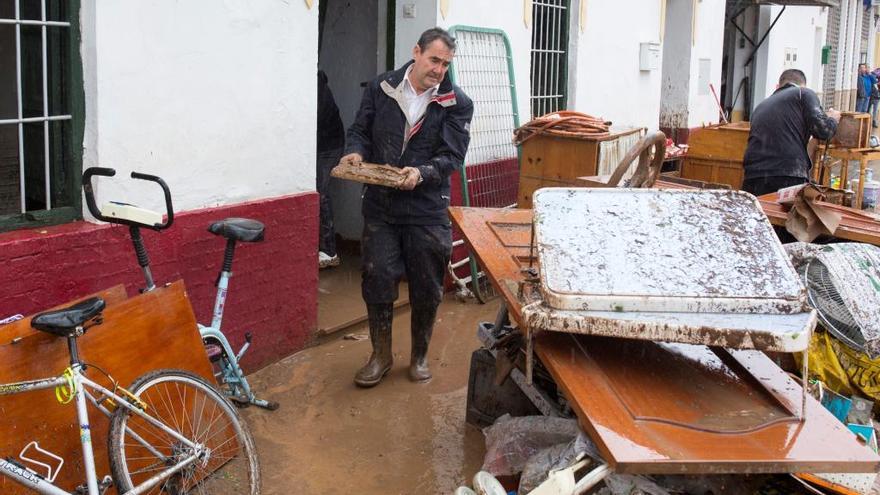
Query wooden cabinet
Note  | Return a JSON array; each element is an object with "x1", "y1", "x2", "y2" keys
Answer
[
  {"x1": 679, "y1": 122, "x2": 750, "y2": 189},
  {"x1": 517, "y1": 128, "x2": 642, "y2": 208}
]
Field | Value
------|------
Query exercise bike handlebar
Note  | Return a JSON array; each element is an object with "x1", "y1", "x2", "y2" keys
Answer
[{"x1": 82, "y1": 167, "x2": 175, "y2": 231}]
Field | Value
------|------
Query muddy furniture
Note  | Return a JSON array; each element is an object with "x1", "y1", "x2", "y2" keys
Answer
[
  {"x1": 449, "y1": 202, "x2": 880, "y2": 475},
  {"x1": 831, "y1": 112, "x2": 872, "y2": 149},
  {"x1": 812, "y1": 145, "x2": 880, "y2": 211},
  {"x1": 517, "y1": 127, "x2": 643, "y2": 208},
  {"x1": 678, "y1": 122, "x2": 749, "y2": 189},
  {"x1": 0, "y1": 282, "x2": 214, "y2": 494}
]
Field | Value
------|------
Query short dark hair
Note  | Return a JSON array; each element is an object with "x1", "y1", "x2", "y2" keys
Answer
[
  {"x1": 779, "y1": 69, "x2": 806, "y2": 86},
  {"x1": 417, "y1": 27, "x2": 456, "y2": 52}
]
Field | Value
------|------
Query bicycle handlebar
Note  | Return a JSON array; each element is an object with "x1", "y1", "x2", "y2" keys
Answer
[{"x1": 82, "y1": 167, "x2": 175, "y2": 231}]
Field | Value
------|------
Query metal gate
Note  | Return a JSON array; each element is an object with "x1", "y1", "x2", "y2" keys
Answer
[{"x1": 447, "y1": 26, "x2": 520, "y2": 302}]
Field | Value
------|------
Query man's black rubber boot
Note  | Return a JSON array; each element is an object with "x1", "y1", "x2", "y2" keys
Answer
[
  {"x1": 354, "y1": 303, "x2": 394, "y2": 388},
  {"x1": 409, "y1": 303, "x2": 437, "y2": 383}
]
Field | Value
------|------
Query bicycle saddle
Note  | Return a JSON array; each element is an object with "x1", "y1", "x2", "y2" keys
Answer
[
  {"x1": 31, "y1": 297, "x2": 105, "y2": 337},
  {"x1": 208, "y1": 218, "x2": 265, "y2": 243}
]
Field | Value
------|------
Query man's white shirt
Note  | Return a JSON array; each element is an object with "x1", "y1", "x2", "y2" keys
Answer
[{"x1": 402, "y1": 65, "x2": 439, "y2": 125}]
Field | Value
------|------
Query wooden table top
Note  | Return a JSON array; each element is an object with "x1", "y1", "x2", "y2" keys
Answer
[{"x1": 449, "y1": 204, "x2": 880, "y2": 474}]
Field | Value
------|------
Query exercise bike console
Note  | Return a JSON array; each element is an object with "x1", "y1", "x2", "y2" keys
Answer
[{"x1": 83, "y1": 167, "x2": 174, "y2": 230}]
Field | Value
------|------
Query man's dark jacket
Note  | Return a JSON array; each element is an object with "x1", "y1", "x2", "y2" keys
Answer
[
  {"x1": 345, "y1": 61, "x2": 474, "y2": 225},
  {"x1": 743, "y1": 83, "x2": 837, "y2": 181}
]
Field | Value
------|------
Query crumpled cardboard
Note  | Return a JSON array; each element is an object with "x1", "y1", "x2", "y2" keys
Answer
[{"x1": 779, "y1": 184, "x2": 843, "y2": 242}]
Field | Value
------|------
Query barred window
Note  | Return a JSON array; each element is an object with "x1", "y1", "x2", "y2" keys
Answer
[
  {"x1": 530, "y1": 0, "x2": 569, "y2": 118},
  {"x1": 0, "y1": 0, "x2": 82, "y2": 232}
]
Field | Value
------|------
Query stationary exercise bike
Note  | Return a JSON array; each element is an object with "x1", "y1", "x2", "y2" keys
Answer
[{"x1": 83, "y1": 167, "x2": 279, "y2": 410}]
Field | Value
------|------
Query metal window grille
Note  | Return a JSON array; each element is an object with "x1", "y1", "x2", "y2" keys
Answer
[
  {"x1": 0, "y1": 0, "x2": 72, "y2": 217},
  {"x1": 530, "y1": 0, "x2": 569, "y2": 118}
]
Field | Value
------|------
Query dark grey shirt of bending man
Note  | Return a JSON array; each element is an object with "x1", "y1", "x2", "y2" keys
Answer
[{"x1": 742, "y1": 69, "x2": 840, "y2": 197}]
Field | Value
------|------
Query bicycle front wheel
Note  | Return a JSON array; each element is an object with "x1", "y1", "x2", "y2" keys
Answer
[{"x1": 107, "y1": 369, "x2": 261, "y2": 494}]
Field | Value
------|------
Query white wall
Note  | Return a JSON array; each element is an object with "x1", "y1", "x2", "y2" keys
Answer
[
  {"x1": 660, "y1": 0, "x2": 693, "y2": 129},
  {"x1": 686, "y1": 0, "x2": 725, "y2": 127},
  {"x1": 570, "y1": 0, "x2": 664, "y2": 129},
  {"x1": 395, "y1": 0, "x2": 438, "y2": 67},
  {"x1": 81, "y1": 1, "x2": 318, "y2": 213},
  {"x1": 761, "y1": 6, "x2": 827, "y2": 98},
  {"x1": 436, "y1": 0, "x2": 532, "y2": 124},
  {"x1": 660, "y1": 0, "x2": 724, "y2": 129}
]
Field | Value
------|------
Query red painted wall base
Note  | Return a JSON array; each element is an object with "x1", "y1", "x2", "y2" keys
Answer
[{"x1": 0, "y1": 192, "x2": 319, "y2": 372}]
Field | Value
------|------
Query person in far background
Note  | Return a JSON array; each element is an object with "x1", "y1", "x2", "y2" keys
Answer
[
  {"x1": 856, "y1": 63, "x2": 876, "y2": 114},
  {"x1": 869, "y1": 67, "x2": 880, "y2": 128},
  {"x1": 317, "y1": 70, "x2": 345, "y2": 269}
]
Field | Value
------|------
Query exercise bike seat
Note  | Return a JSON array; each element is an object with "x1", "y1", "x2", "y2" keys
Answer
[
  {"x1": 208, "y1": 218, "x2": 265, "y2": 243},
  {"x1": 31, "y1": 297, "x2": 105, "y2": 337}
]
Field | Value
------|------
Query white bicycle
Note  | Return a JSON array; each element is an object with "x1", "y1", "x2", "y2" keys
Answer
[{"x1": 0, "y1": 297, "x2": 261, "y2": 494}]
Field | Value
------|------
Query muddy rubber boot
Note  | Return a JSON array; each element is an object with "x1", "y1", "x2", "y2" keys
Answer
[
  {"x1": 409, "y1": 303, "x2": 437, "y2": 383},
  {"x1": 354, "y1": 303, "x2": 394, "y2": 388}
]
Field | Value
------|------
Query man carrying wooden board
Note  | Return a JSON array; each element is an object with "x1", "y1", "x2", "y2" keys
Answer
[{"x1": 339, "y1": 27, "x2": 474, "y2": 387}]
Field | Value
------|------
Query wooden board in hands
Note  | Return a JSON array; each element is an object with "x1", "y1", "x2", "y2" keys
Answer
[{"x1": 331, "y1": 161, "x2": 408, "y2": 188}]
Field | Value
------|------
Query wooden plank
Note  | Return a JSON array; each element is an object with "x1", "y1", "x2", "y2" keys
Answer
[
  {"x1": 535, "y1": 332, "x2": 880, "y2": 474},
  {"x1": 330, "y1": 161, "x2": 408, "y2": 188},
  {"x1": 0, "y1": 281, "x2": 213, "y2": 494},
  {"x1": 1, "y1": 285, "x2": 128, "y2": 344}
]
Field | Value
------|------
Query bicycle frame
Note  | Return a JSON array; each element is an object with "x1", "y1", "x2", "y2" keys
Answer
[
  {"x1": 199, "y1": 268, "x2": 276, "y2": 410},
  {"x1": 0, "y1": 364, "x2": 202, "y2": 495}
]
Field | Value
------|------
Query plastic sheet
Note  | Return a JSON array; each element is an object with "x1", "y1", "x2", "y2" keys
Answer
[
  {"x1": 481, "y1": 415, "x2": 581, "y2": 477},
  {"x1": 518, "y1": 432, "x2": 600, "y2": 494}
]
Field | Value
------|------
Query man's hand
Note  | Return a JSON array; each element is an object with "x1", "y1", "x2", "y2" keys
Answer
[
  {"x1": 399, "y1": 167, "x2": 422, "y2": 191},
  {"x1": 339, "y1": 153, "x2": 363, "y2": 166},
  {"x1": 827, "y1": 108, "x2": 842, "y2": 122}
]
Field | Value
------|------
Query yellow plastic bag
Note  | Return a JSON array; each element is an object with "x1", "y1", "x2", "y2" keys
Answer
[{"x1": 797, "y1": 330, "x2": 880, "y2": 401}]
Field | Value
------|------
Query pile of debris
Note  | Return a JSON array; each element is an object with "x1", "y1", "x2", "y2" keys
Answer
[{"x1": 451, "y1": 188, "x2": 880, "y2": 495}]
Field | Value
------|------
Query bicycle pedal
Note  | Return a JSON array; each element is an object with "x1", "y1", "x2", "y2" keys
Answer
[
  {"x1": 228, "y1": 396, "x2": 252, "y2": 408},
  {"x1": 74, "y1": 475, "x2": 113, "y2": 494},
  {"x1": 205, "y1": 343, "x2": 224, "y2": 362}
]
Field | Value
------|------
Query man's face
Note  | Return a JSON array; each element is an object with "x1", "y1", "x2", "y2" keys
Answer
[
  {"x1": 860, "y1": 64, "x2": 868, "y2": 75},
  {"x1": 410, "y1": 40, "x2": 454, "y2": 93}
]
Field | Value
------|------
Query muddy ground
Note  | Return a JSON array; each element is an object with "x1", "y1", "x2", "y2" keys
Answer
[{"x1": 243, "y1": 296, "x2": 502, "y2": 494}]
